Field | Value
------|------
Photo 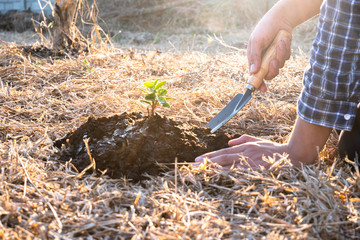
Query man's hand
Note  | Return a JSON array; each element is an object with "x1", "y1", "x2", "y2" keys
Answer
[
  {"x1": 196, "y1": 118, "x2": 331, "y2": 170},
  {"x1": 248, "y1": 30, "x2": 292, "y2": 93},
  {"x1": 247, "y1": 0, "x2": 322, "y2": 92},
  {"x1": 195, "y1": 135, "x2": 290, "y2": 170},
  {"x1": 196, "y1": 1, "x2": 326, "y2": 170}
]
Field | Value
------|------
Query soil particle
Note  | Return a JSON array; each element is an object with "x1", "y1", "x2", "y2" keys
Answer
[{"x1": 55, "y1": 112, "x2": 235, "y2": 181}]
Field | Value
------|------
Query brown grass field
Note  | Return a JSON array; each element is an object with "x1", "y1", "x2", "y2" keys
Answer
[{"x1": 0, "y1": 0, "x2": 359, "y2": 239}]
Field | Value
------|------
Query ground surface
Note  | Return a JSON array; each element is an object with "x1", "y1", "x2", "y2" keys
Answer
[
  {"x1": 0, "y1": 2, "x2": 359, "y2": 238},
  {"x1": 55, "y1": 112, "x2": 234, "y2": 181}
]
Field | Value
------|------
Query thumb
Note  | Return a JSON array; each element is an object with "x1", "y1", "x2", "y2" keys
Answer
[{"x1": 228, "y1": 134, "x2": 264, "y2": 146}]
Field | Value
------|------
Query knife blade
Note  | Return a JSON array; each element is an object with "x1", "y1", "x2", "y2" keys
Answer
[
  {"x1": 206, "y1": 30, "x2": 292, "y2": 132},
  {"x1": 205, "y1": 93, "x2": 243, "y2": 133},
  {"x1": 206, "y1": 86, "x2": 254, "y2": 133}
]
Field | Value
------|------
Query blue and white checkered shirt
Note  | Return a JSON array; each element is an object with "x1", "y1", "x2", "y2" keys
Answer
[{"x1": 298, "y1": 0, "x2": 360, "y2": 131}]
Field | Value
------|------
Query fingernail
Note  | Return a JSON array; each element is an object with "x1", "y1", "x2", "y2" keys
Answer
[{"x1": 250, "y1": 64, "x2": 255, "y2": 73}]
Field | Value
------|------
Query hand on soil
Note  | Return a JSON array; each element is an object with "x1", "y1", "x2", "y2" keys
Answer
[{"x1": 195, "y1": 135, "x2": 289, "y2": 170}]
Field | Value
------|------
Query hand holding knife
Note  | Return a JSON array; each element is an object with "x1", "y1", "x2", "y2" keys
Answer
[{"x1": 206, "y1": 30, "x2": 292, "y2": 133}]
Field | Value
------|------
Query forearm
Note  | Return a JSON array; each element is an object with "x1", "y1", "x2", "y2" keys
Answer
[
  {"x1": 258, "y1": 0, "x2": 323, "y2": 32},
  {"x1": 287, "y1": 117, "x2": 331, "y2": 166}
]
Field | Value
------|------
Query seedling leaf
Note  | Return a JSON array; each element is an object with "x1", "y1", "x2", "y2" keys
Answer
[
  {"x1": 140, "y1": 100, "x2": 151, "y2": 106},
  {"x1": 145, "y1": 93, "x2": 156, "y2": 101},
  {"x1": 139, "y1": 88, "x2": 147, "y2": 93},
  {"x1": 158, "y1": 89, "x2": 167, "y2": 96},
  {"x1": 144, "y1": 81, "x2": 154, "y2": 88},
  {"x1": 155, "y1": 81, "x2": 166, "y2": 90},
  {"x1": 162, "y1": 102, "x2": 170, "y2": 108},
  {"x1": 157, "y1": 96, "x2": 166, "y2": 104}
]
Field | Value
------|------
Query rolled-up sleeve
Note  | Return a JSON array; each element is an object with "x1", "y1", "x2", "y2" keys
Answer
[{"x1": 298, "y1": 0, "x2": 360, "y2": 131}]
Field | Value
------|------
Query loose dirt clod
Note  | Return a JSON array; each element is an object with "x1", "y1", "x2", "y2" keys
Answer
[{"x1": 55, "y1": 112, "x2": 234, "y2": 181}]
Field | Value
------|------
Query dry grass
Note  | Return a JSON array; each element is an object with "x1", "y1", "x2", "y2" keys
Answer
[
  {"x1": 0, "y1": 40, "x2": 359, "y2": 239},
  {"x1": 0, "y1": 0, "x2": 357, "y2": 239},
  {"x1": 97, "y1": 0, "x2": 267, "y2": 32},
  {"x1": 94, "y1": 0, "x2": 317, "y2": 53},
  {"x1": 0, "y1": 0, "x2": 318, "y2": 55}
]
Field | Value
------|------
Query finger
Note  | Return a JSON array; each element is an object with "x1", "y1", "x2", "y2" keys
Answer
[
  {"x1": 276, "y1": 40, "x2": 287, "y2": 68},
  {"x1": 284, "y1": 37, "x2": 291, "y2": 60},
  {"x1": 264, "y1": 38, "x2": 291, "y2": 80},
  {"x1": 209, "y1": 153, "x2": 245, "y2": 167},
  {"x1": 228, "y1": 134, "x2": 265, "y2": 146},
  {"x1": 195, "y1": 155, "x2": 205, "y2": 163},
  {"x1": 247, "y1": 36, "x2": 262, "y2": 75},
  {"x1": 195, "y1": 150, "x2": 220, "y2": 163},
  {"x1": 222, "y1": 161, "x2": 251, "y2": 171},
  {"x1": 221, "y1": 157, "x2": 258, "y2": 170},
  {"x1": 265, "y1": 59, "x2": 279, "y2": 80},
  {"x1": 195, "y1": 144, "x2": 245, "y2": 162},
  {"x1": 258, "y1": 82, "x2": 268, "y2": 93},
  {"x1": 195, "y1": 149, "x2": 232, "y2": 163}
]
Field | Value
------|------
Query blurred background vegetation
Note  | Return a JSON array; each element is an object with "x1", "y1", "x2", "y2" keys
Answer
[
  {"x1": 94, "y1": 0, "x2": 318, "y2": 53},
  {"x1": 0, "y1": 0, "x2": 318, "y2": 53}
]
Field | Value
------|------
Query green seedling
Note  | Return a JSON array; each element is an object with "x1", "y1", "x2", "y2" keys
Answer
[
  {"x1": 83, "y1": 59, "x2": 91, "y2": 71},
  {"x1": 33, "y1": 58, "x2": 46, "y2": 66},
  {"x1": 140, "y1": 79, "x2": 170, "y2": 118}
]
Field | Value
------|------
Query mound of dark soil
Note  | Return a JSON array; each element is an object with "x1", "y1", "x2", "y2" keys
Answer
[{"x1": 55, "y1": 112, "x2": 235, "y2": 181}]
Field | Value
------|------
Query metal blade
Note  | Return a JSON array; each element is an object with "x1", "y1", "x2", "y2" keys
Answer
[
  {"x1": 206, "y1": 89, "x2": 253, "y2": 133},
  {"x1": 235, "y1": 89, "x2": 252, "y2": 112},
  {"x1": 206, "y1": 93, "x2": 243, "y2": 132}
]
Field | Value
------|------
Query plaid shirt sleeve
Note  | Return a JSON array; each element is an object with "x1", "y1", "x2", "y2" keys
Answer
[{"x1": 297, "y1": 0, "x2": 360, "y2": 131}]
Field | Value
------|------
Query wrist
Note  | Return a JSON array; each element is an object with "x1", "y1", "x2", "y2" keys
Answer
[
  {"x1": 260, "y1": 8, "x2": 294, "y2": 33},
  {"x1": 283, "y1": 143, "x2": 313, "y2": 167},
  {"x1": 285, "y1": 118, "x2": 332, "y2": 167}
]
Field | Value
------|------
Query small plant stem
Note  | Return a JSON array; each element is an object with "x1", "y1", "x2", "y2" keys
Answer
[{"x1": 149, "y1": 102, "x2": 157, "y2": 119}]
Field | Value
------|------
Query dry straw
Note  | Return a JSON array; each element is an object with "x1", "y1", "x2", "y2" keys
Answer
[
  {"x1": 0, "y1": 41, "x2": 359, "y2": 239},
  {"x1": 0, "y1": 0, "x2": 359, "y2": 239}
]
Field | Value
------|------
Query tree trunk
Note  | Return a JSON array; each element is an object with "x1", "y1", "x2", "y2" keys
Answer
[{"x1": 53, "y1": 0, "x2": 78, "y2": 50}]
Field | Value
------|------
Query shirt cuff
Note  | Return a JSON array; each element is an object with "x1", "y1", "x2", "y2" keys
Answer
[{"x1": 298, "y1": 89, "x2": 358, "y2": 131}]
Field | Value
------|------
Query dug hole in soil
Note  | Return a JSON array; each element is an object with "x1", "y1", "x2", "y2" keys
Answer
[{"x1": 55, "y1": 112, "x2": 237, "y2": 181}]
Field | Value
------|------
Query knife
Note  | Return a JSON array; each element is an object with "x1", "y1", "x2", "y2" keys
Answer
[{"x1": 206, "y1": 30, "x2": 291, "y2": 133}]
